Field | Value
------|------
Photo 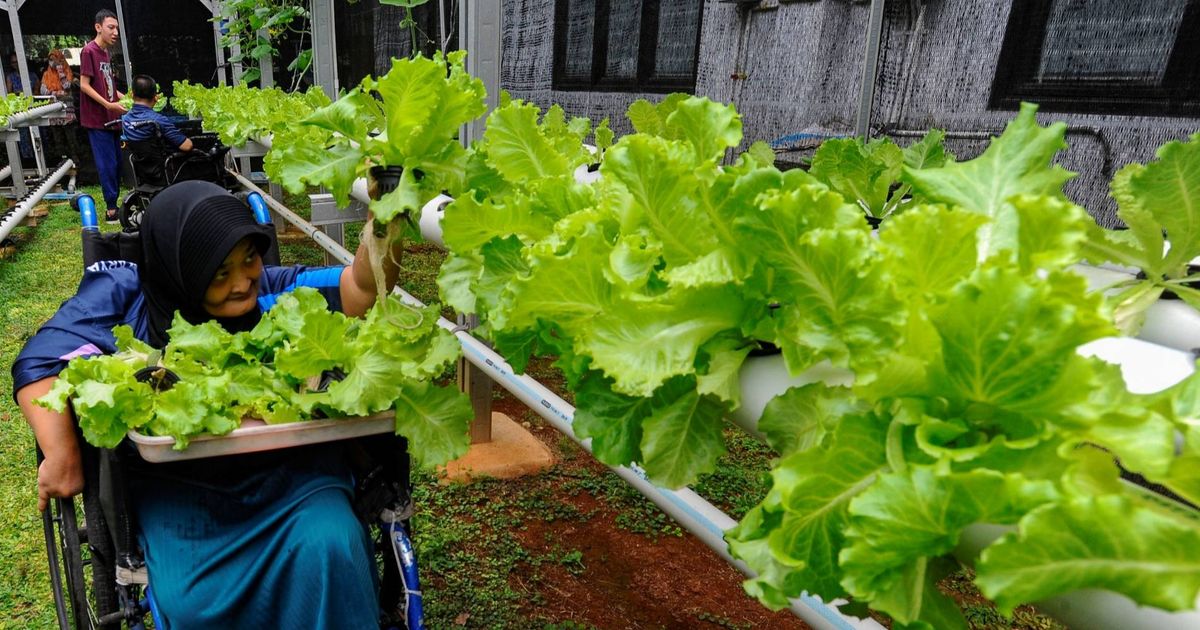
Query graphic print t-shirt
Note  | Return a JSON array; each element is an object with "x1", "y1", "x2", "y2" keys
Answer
[{"x1": 79, "y1": 41, "x2": 118, "y2": 130}]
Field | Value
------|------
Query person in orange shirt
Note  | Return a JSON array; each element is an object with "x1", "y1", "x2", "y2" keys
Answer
[{"x1": 40, "y1": 49, "x2": 79, "y2": 167}]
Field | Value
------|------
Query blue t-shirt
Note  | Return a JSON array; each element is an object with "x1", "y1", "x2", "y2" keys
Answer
[
  {"x1": 11, "y1": 261, "x2": 345, "y2": 396},
  {"x1": 121, "y1": 103, "x2": 189, "y2": 149}
]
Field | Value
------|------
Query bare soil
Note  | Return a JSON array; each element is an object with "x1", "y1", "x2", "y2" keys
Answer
[{"x1": 506, "y1": 401, "x2": 806, "y2": 629}]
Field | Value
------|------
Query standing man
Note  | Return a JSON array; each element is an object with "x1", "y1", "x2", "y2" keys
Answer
[{"x1": 79, "y1": 9, "x2": 126, "y2": 223}]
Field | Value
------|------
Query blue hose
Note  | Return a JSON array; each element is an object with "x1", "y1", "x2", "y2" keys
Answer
[
  {"x1": 144, "y1": 585, "x2": 166, "y2": 629},
  {"x1": 381, "y1": 519, "x2": 424, "y2": 630},
  {"x1": 74, "y1": 194, "x2": 98, "y2": 231},
  {"x1": 246, "y1": 192, "x2": 272, "y2": 226}
]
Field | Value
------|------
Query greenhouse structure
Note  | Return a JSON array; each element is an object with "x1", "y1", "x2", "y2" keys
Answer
[{"x1": 1, "y1": 1, "x2": 1198, "y2": 629}]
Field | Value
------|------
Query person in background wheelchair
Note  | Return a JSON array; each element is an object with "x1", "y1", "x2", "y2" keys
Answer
[
  {"x1": 13, "y1": 181, "x2": 408, "y2": 628},
  {"x1": 118, "y1": 74, "x2": 236, "y2": 231},
  {"x1": 122, "y1": 74, "x2": 193, "y2": 155}
]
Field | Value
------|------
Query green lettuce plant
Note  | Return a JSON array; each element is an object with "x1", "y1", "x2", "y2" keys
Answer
[
  {"x1": 171, "y1": 80, "x2": 329, "y2": 147},
  {"x1": 807, "y1": 130, "x2": 951, "y2": 221},
  {"x1": 727, "y1": 105, "x2": 1200, "y2": 629},
  {"x1": 1081, "y1": 133, "x2": 1200, "y2": 333},
  {"x1": 0, "y1": 92, "x2": 34, "y2": 126},
  {"x1": 39, "y1": 288, "x2": 471, "y2": 466},
  {"x1": 438, "y1": 95, "x2": 1200, "y2": 627}
]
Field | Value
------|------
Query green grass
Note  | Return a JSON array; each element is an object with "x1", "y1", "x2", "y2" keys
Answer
[{"x1": 0, "y1": 186, "x2": 113, "y2": 629}]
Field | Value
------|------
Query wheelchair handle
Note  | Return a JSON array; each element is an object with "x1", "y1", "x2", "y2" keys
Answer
[
  {"x1": 246, "y1": 192, "x2": 272, "y2": 225},
  {"x1": 74, "y1": 194, "x2": 99, "y2": 231}
]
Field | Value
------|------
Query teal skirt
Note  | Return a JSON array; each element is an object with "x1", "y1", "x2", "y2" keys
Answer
[{"x1": 129, "y1": 445, "x2": 379, "y2": 629}]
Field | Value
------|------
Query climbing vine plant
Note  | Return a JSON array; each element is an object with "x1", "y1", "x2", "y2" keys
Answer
[{"x1": 215, "y1": 0, "x2": 437, "y2": 89}]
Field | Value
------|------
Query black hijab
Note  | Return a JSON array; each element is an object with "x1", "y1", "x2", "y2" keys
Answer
[{"x1": 140, "y1": 181, "x2": 275, "y2": 348}]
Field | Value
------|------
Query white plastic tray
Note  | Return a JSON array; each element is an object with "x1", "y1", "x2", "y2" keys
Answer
[{"x1": 127, "y1": 412, "x2": 395, "y2": 463}]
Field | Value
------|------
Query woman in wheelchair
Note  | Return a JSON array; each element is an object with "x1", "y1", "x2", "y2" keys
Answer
[{"x1": 13, "y1": 181, "x2": 407, "y2": 628}]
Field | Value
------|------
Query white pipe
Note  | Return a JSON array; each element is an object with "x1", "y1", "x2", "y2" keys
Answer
[
  {"x1": 956, "y1": 523, "x2": 1200, "y2": 629},
  {"x1": 418, "y1": 194, "x2": 452, "y2": 247},
  {"x1": 1071, "y1": 263, "x2": 1200, "y2": 353},
  {"x1": 731, "y1": 355, "x2": 853, "y2": 439},
  {"x1": 232, "y1": 166, "x2": 878, "y2": 630},
  {"x1": 0, "y1": 159, "x2": 72, "y2": 243},
  {"x1": 734, "y1": 336, "x2": 1197, "y2": 434},
  {"x1": 0, "y1": 164, "x2": 10, "y2": 182},
  {"x1": 5, "y1": 101, "x2": 65, "y2": 127}
]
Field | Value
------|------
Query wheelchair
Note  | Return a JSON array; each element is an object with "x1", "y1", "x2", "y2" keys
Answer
[
  {"x1": 118, "y1": 120, "x2": 239, "y2": 232},
  {"x1": 40, "y1": 193, "x2": 425, "y2": 630}
]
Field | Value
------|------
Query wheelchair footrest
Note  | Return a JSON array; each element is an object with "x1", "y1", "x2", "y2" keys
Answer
[{"x1": 116, "y1": 564, "x2": 148, "y2": 586}]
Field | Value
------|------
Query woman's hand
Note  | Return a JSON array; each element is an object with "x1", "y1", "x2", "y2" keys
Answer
[
  {"x1": 17, "y1": 377, "x2": 86, "y2": 511},
  {"x1": 340, "y1": 211, "x2": 406, "y2": 318},
  {"x1": 37, "y1": 447, "x2": 83, "y2": 512}
]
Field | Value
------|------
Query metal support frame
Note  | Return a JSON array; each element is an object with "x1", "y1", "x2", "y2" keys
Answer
[
  {"x1": 257, "y1": 27, "x2": 274, "y2": 87},
  {"x1": 308, "y1": 192, "x2": 367, "y2": 265},
  {"x1": 310, "y1": 0, "x2": 339, "y2": 99},
  {"x1": 459, "y1": 0, "x2": 501, "y2": 146},
  {"x1": 1, "y1": 0, "x2": 47, "y2": 179},
  {"x1": 113, "y1": 0, "x2": 134, "y2": 95},
  {"x1": 855, "y1": 0, "x2": 886, "y2": 139},
  {"x1": 457, "y1": 0, "x2": 503, "y2": 442},
  {"x1": 0, "y1": 158, "x2": 73, "y2": 244},
  {"x1": 201, "y1": 0, "x2": 228, "y2": 85}
]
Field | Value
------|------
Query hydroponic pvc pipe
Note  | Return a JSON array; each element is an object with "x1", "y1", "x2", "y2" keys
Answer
[
  {"x1": 5, "y1": 101, "x2": 65, "y2": 127},
  {"x1": 955, "y1": 524, "x2": 1200, "y2": 629},
  {"x1": 231, "y1": 171, "x2": 880, "y2": 630},
  {"x1": 733, "y1": 335, "x2": 1198, "y2": 433},
  {"x1": 0, "y1": 158, "x2": 72, "y2": 243},
  {"x1": 1071, "y1": 263, "x2": 1200, "y2": 352},
  {"x1": 0, "y1": 164, "x2": 10, "y2": 183},
  {"x1": 229, "y1": 171, "x2": 356, "y2": 264}
]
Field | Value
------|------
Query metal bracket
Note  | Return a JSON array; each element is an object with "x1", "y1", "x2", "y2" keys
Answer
[
  {"x1": 309, "y1": 193, "x2": 369, "y2": 227},
  {"x1": 309, "y1": 193, "x2": 369, "y2": 265}
]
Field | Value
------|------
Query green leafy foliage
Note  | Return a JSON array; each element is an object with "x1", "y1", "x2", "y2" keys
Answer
[
  {"x1": 172, "y1": 80, "x2": 329, "y2": 148},
  {"x1": 976, "y1": 495, "x2": 1200, "y2": 614},
  {"x1": 38, "y1": 289, "x2": 470, "y2": 466},
  {"x1": 723, "y1": 104, "x2": 1200, "y2": 628},
  {"x1": 808, "y1": 130, "x2": 950, "y2": 219},
  {"x1": 903, "y1": 103, "x2": 1075, "y2": 262},
  {"x1": 271, "y1": 51, "x2": 487, "y2": 226},
  {"x1": 440, "y1": 95, "x2": 779, "y2": 488},
  {"x1": 214, "y1": 0, "x2": 311, "y2": 88},
  {"x1": 118, "y1": 91, "x2": 167, "y2": 112},
  {"x1": 158, "y1": 64, "x2": 1200, "y2": 625},
  {"x1": 0, "y1": 92, "x2": 34, "y2": 126},
  {"x1": 1080, "y1": 133, "x2": 1200, "y2": 333}
]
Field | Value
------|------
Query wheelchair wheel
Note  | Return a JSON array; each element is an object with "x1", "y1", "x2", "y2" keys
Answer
[
  {"x1": 118, "y1": 192, "x2": 150, "y2": 232},
  {"x1": 43, "y1": 496, "x2": 93, "y2": 630}
]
